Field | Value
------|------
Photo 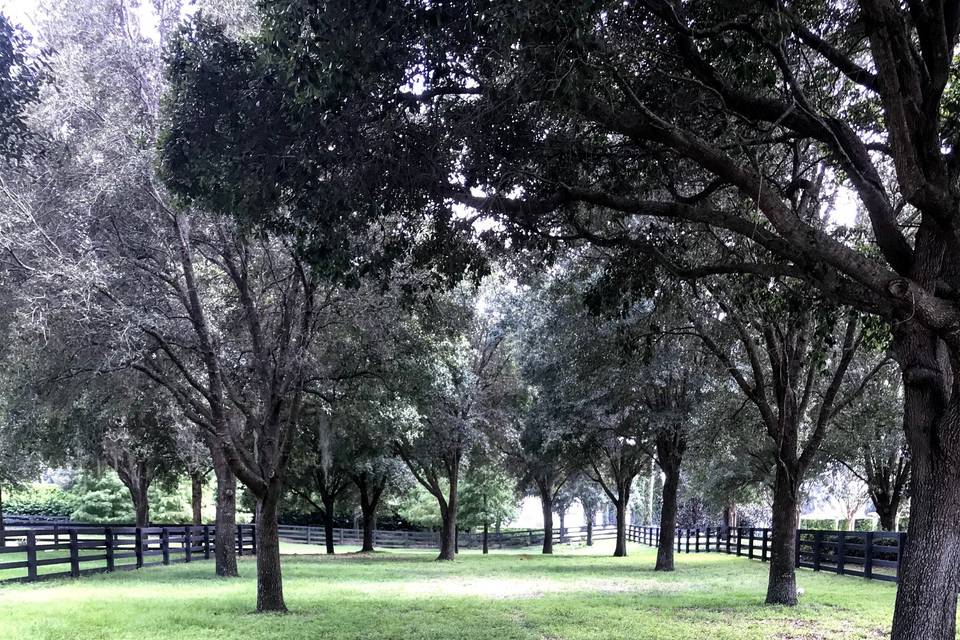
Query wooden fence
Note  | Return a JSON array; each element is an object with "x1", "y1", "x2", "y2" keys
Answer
[
  {"x1": 278, "y1": 523, "x2": 623, "y2": 550},
  {"x1": 628, "y1": 525, "x2": 906, "y2": 583},
  {"x1": 0, "y1": 523, "x2": 256, "y2": 584}
]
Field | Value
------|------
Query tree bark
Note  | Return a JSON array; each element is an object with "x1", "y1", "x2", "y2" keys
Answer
[
  {"x1": 355, "y1": 475, "x2": 385, "y2": 553},
  {"x1": 656, "y1": 462, "x2": 679, "y2": 571},
  {"x1": 0, "y1": 484, "x2": 5, "y2": 549},
  {"x1": 212, "y1": 451, "x2": 238, "y2": 578},
  {"x1": 890, "y1": 326, "x2": 960, "y2": 640},
  {"x1": 613, "y1": 497, "x2": 628, "y2": 557},
  {"x1": 322, "y1": 496, "x2": 336, "y2": 555},
  {"x1": 436, "y1": 466, "x2": 459, "y2": 561},
  {"x1": 765, "y1": 464, "x2": 800, "y2": 605},
  {"x1": 438, "y1": 505, "x2": 458, "y2": 560},
  {"x1": 874, "y1": 500, "x2": 899, "y2": 531},
  {"x1": 585, "y1": 514, "x2": 593, "y2": 546},
  {"x1": 191, "y1": 472, "x2": 203, "y2": 526},
  {"x1": 723, "y1": 503, "x2": 738, "y2": 529},
  {"x1": 255, "y1": 492, "x2": 286, "y2": 612},
  {"x1": 538, "y1": 482, "x2": 553, "y2": 555},
  {"x1": 121, "y1": 472, "x2": 151, "y2": 528}
]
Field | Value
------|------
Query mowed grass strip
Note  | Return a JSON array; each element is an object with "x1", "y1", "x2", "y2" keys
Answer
[{"x1": 0, "y1": 543, "x2": 920, "y2": 639}]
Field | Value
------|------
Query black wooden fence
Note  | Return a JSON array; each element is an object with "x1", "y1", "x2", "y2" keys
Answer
[
  {"x1": 278, "y1": 523, "x2": 623, "y2": 549},
  {"x1": 0, "y1": 523, "x2": 256, "y2": 584},
  {"x1": 628, "y1": 525, "x2": 906, "y2": 583}
]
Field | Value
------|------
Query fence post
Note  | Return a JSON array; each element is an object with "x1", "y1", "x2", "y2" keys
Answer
[
  {"x1": 695, "y1": 528, "x2": 700, "y2": 553},
  {"x1": 251, "y1": 524, "x2": 257, "y2": 555},
  {"x1": 203, "y1": 525, "x2": 211, "y2": 560},
  {"x1": 26, "y1": 530, "x2": 38, "y2": 581},
  {"x1": 836, "y1": 531, "x2": 846, "y2": 575},
  {"x1": 895, "y1": 532, "x2": 907, "y2": 581},
  {"x1": 748, "y1": 528, "x2": 755, "y2": 559},
  {"x1": 105, "y1": 527, "x2": 115, "y2": 572},
  {"x1": 161, "y1": 528, "x2": 171, "y2": 566},
  {"x1": 794, "y1": 529, "x2": 801, "y2": 568},
  {"x1": 69, "y1": 529, "x2": 80, "y2": 578},
  {"x1": 184, "y1": 526, "x2": 193, "y2": 563},
  {"x1": 864, "y1": 531, "x2": 874, "y2": 579},
  {"x1": 761, "y1": 529, "x2": 769, "y2": 562},
  {"x1": 813, "y1": 531, "x2": 823, "y2": 572},
  {"x1": 736, "y1": 528, "x2": 742, "y2": 556},
  {"x1": 135, "y1": 527, "x2": 144, "y2": 569}
]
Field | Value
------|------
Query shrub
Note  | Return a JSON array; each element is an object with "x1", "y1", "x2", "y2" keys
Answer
[
  {"x1": 854, "y1": 518, "x2": 875, "y2": 532},
  {"x1": 5, "y1": 484, "x2": 75, "y2": 518},
  {"x1": 799, "y1": 518, "x2": 838, "y2": 530}
]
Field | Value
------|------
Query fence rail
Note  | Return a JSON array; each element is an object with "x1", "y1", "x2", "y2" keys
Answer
[
  {"x1": 628, "y1": 525, "x2": 906, "y2": 583},
  {"x1": 0, "y1": 523, "x2": 256, "y2": 584},
  {"x1": 278, "y1": 523, "x2": 623, "y2": 550}
]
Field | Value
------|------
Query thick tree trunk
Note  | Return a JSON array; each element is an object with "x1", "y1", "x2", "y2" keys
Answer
[
  {"x1": 322, "y1": 496, "x2": 336, "y2": 555},
  {"x1": 482, "y1": 521, "x2": 489, "y2": 554},
  {"x1": 191, "y1": 472, "x2": 203, "y2": 526},
  {"x1": 438, "y1": 506, "x2": 458, "y2": 560},
  {"x1": 213, "y1": 452, "x2": 238, "y2": 578},
  {"x1": 586, "y1": 515, "x2": 593, "y2": 546},
  {"x1": 360, "y1": 509, "x2": 376, "y2": 552},
  {"x1": 437, "y1": 466, "x2": 459, "y2": 561},
  {"x1": 255, "y1": 493, "x2": 286, "y2": 612},
  {"x1": 613, "y1": 499, "x2": 627, "y2": 557},
  {"x1": 122, "y1": 476, "x2": 150, "y2": 528},
  {"x1": 656, "y1": 463, "x2": 680, "y2": 571},
  {"x1": 538, "y1": 484, "x2": 553, "y2": 554},
  {"x1": 723, "y1": 503, "x2": 738, "y2": 529},
  {"x1": 765, "y1": 465, "x2": 800, "y2": 605},
  {"x1": 889, "y1": 337, "x2": 960, "y2": 640},
  {"x1": 874, "y1": 500, "x2": 899, "y2": 531}
]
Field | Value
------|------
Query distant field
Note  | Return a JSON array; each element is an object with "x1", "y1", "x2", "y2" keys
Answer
[{"x1": 0, "y1": 541, "x2": 924, "y2": 639}]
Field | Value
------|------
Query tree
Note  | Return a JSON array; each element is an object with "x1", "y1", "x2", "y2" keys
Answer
[
  {"x1": 393, "y1": 295, "x2": 517, "y2": 560},
  {"x1": 287, "y1": 413, "x2": 352, "y2": 555},
  {"x1": 570, "y1": 476, "x2": 603, "y2": 546},
  {"x1": 829, "y1": 368, "x2": 910, "y2": 531},
  {"x1": 458, "y1": 461, "x2": 519, "y2": 554},
  {"x1": 252, "y1": 3, "x2": 960, "y2": 634},
  {"x1": 0, "y1": 12, "x2": 42, "y2": 162}
]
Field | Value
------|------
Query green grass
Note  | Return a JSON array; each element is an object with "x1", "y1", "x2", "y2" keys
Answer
[{"x1": 0, "y1": 541, "x2": 922, "y2": 639}]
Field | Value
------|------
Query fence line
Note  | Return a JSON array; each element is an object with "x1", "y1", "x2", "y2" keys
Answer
[
  {"x1": 278, "y1": 523, "x2": 623, "y2": 550},
  {"x1": 0, "y1": 523, "x2": 256, "y2": 584},
  {"x1": 627, "y1": 525, "x2": 906, "y2": 583}
]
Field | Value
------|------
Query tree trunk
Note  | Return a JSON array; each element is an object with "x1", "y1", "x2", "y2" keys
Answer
[
  {"x1": 874, "y1": 500, "x2": 899, "y2": 531},
  {"x1": 765, "y1": 464, "x2": 800, "y2": 605},
  {"x1": 656, "y1": 463, "x2": 679, "y2": 571},
  {"x1": 438, "y1": 505, "x2": 458, "y2": 560},
  {"x1": 586, "y1": 514, "x2": 593, "y2": 546},
  {"x1": 538, "y1": 483, "x2": 553, "y2": 554},
  {"x1": 0, "y1": 484, "x2": 5, "y2": 549},
  {"x1": 723, "y1": 503, "x2": 738, "y2": 529},
  {"x1": 123, "y1": 476, "x2": 150, "y2": 528},
  {"x1": 213, "y1": 452, "x2": 238, "y2": 578},
  {"x1": 255, "y1": 492, "x2": 286, "y2": 612},
  {"x1": 191, "y1": 472, "x2": 203, "y2": 526},
  {"x1": 322, "y1": 496, "x2": 336, "y2": 555},
  {"x1": 360, "y1": 508, "x2": 376, "y2": 552},
  {"x1": 437, "y1": 465, "x2": 459, "y2": 561},
  {"x1": 558, "y1": 511, "x2": 565, "y2": 544},
  {"x1": 889, "y1": 348, "x2": 960, "y2": 640},
  {"x1": 613, "y1": 498, "x2": 628, "y2": 557},
  {"x1": 482, "y1": 521, "x2": 489, "y2": 554},
  {"x1": 647, "y1": 457, "x2": 656, "y2": 525}
]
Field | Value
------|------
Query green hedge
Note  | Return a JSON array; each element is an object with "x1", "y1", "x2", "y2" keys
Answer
[
  {"x1": 853, "y1": 518, "x2": 876, "y2": 531},
  {"x1": 799, "y1": 518, "x2": 837, "y2": 530},
  {"x1": 4, "y1": 484, "x2": 75, "y2": 518}
]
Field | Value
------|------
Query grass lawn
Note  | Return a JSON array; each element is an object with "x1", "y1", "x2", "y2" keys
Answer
[{"x1": 0, "y1": 541, "x2": 923, "y2": 639}]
